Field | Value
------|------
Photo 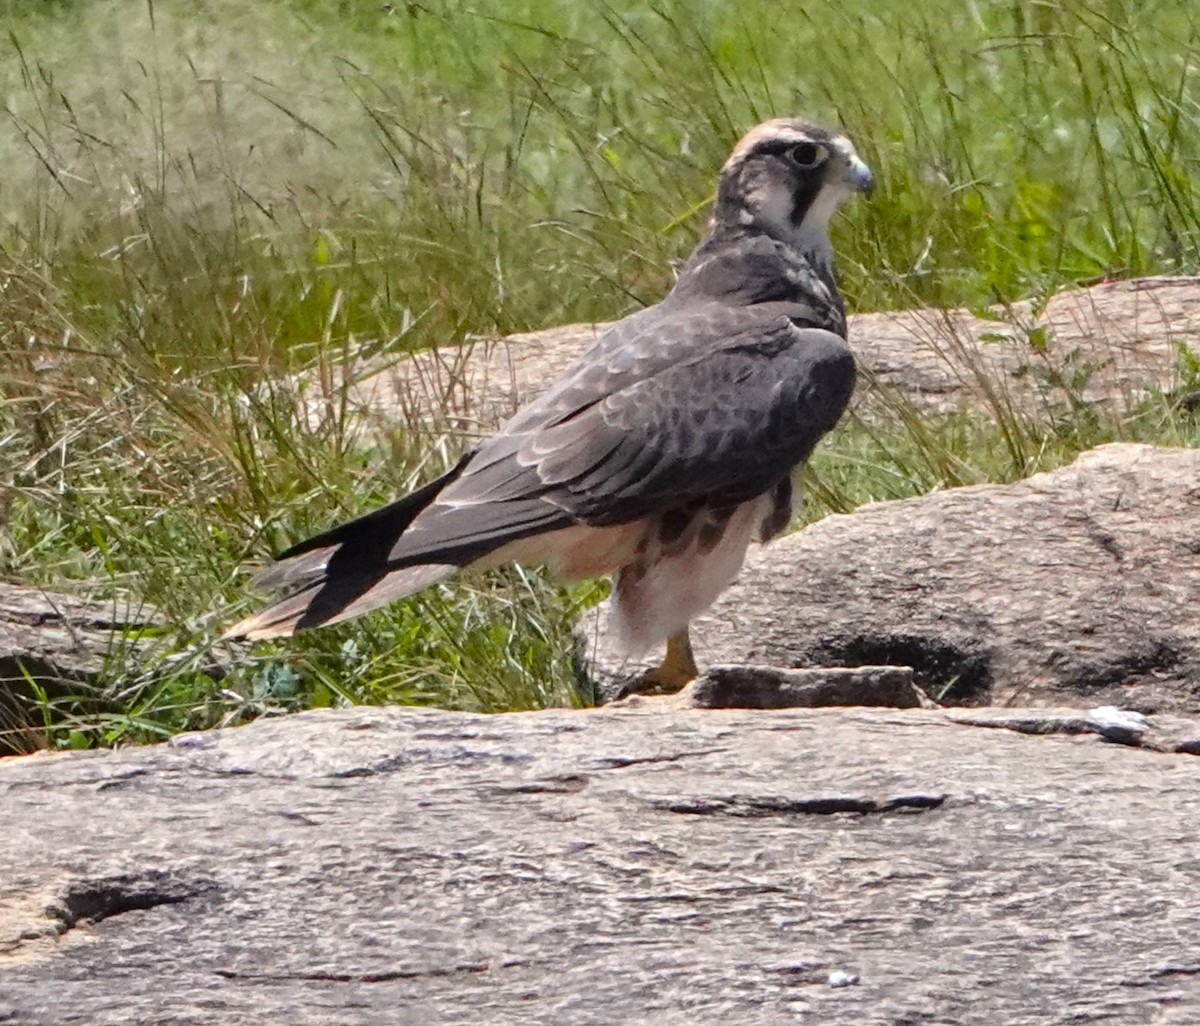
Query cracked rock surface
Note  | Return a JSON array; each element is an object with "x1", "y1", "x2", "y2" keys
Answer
[
  {"x1": 585, "y1": 443, "x2": 1200, "y2": 713},
  {"x1": 3, "y1": 703, "x2": 1200, "y2": 1024}
]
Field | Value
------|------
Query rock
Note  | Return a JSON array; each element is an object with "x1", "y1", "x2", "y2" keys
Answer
[
  {"x1": 0, "y1": 585, "x2": 165, "y2": 752},
  {"x1": 0, "y1": 584, "x2": 162, "y2": 685},
  {"x1": 2, "y1": 703, "x2": 1199, "y2": 1023},
  {"x1": 583, "y1": 444, "x2": 1200, "y2": 713},
  {"x1": 345, "y1": 322, "x2": 602, "y2": 431},
  {"x1": 321, "y1": 277, "x2": 1200, "y2": 433},
  {"x1": 850, "y1": 274, "x2": 1200, "y2": 413},
  {"x1": 612, "y1": 663, "x2": 922, "y2": 708}
]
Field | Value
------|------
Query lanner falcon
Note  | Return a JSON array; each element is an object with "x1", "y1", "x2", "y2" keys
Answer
[{"x1": 226, "y1": 118, "x2": 873, "y2": 692}]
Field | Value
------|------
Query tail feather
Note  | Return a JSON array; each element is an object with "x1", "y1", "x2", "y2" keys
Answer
[
  {"x1": 252, "y1": 450, "x2": 476, "y2": 593},
  {"x1": 223, "y1": 454, "x2": 474, "y2": 640},
  {"x1": 224, "y1": 562, "x2": 456, "y2": 640}
]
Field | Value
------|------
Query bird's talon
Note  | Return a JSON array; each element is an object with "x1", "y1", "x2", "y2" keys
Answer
[
  {"x1": 619, "y1": 670, "x2": 683, "y2": 698},
  {"x1": 616, "y1": 629, "x2": 698, "y2": 698}
]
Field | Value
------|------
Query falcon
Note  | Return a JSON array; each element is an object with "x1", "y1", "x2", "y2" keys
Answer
[{"x1": 226, "y1": 118, "x2": 873, "y2": 692}]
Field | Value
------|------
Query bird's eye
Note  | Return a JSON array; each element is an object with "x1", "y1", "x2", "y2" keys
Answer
[{"x1": 787, "y1": 142, "x2": 825, "y2": 169}]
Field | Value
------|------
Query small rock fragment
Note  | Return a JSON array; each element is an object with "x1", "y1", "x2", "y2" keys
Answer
[
  {"x1": 682, "y1": 664, "x2": 918, "y2": 710},
  {"x1": 1089, "y1": 706, "x2": 1148, "y2": 735}
]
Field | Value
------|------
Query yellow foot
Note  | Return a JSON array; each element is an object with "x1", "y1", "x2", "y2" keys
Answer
[{"x1": 620, "y1": 631, "x2": 698, "y2": 697}]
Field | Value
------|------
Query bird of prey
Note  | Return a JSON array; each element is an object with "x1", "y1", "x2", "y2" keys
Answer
[{"x1": 226, "y1": 118, "x2": 872, "y2": 692}]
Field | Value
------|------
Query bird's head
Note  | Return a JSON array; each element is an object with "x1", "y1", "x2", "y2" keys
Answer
[{"x1": 713, "y1": 118, "x2": 873, "y2": 264}]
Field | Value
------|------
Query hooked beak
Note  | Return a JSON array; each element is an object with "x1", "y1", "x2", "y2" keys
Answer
[{"x1": 844, "y1": 154, "x2": 875, "y2": 197}]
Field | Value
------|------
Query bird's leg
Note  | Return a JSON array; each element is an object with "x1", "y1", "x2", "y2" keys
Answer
[{"x1": 628, "y1": 629, "x2": 698, "y2": 695}]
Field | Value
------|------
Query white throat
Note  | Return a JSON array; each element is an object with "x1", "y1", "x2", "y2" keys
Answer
[
  {"x1": 793, "y1": 180, "x2": 858, "y2": 266},
  {"x1": 741, "y1": 180, "x2": 851, "y2": 267}
]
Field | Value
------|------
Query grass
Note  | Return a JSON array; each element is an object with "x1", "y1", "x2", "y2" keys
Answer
[{"x1": 1, "y1": 0, "x2": 1198, "y2": 752}]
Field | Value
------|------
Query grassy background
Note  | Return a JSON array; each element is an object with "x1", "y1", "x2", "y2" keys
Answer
[{"x1": 1, "y1": 0, "x2": 1198, "y2": 751}]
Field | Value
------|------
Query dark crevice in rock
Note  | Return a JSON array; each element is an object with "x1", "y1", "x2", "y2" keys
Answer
[
  {"x1": 488, "y1": 774, "x2": 589, "y2": 795},
  {"x1": 46, "y1": 871, "x2": 218, "y2": 933},
  {"x1": 1122, "y1": 965, "x2": 1200, "y2": 988},
  {"x1": 335, "y1": 747, "x2": 534, "y2": 779},
  {"x1": 95, "y1": 769, "x2": 149, "y2": 791},
  {"x1": 1149, "y1": 964, "x2": 1200, "y2": 979},
  {"x1": 1072, "y1": 510, "x2": 1126, "y2": 563},
  {"x1": 802, "y1": 635, "x2": 992, "y2": 704},
  {"x1": 276, "y1": 810, "x2": 321, "y2": 825},
  {"x1": 590, "y1": 749, "x2": 724, "y2": 770},
  {"x1": 334, "y1": 756, "x2": 410, "y2": 778},
  {"x1": 767, "y1": 962, "x2": 828, "y2": 985},
  {"x1": 1147, "y1": 964, "x2": 1195, "y2": 984},
  {"x1": 214, "y1": 959, "x2": 528, "y2": 984},
  {"x1": 3, "y1": 770, "x2": 155, "y2": 791},
  {"x1": 649, "y1": 793, "x2": 947, "y2": 817},
  {"x1": 1088, "y1": 525, "x2": 1125, "y2": 562}
]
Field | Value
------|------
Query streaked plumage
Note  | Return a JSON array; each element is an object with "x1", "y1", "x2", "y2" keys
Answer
[{"x1": 226, "y1": 118, "x2": 872, "y2": 691}]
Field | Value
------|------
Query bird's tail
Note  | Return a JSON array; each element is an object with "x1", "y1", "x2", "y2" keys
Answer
[{"x1": 223, "y1": 453, "x2": 474, "y2": 640}]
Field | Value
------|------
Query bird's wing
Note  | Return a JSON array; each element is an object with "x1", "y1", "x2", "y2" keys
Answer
[
  {"x1": 387, "y1": 302, "x2": 854, "y2": 563},
  {"x1": 541, "y1": 320, "x2": 854, "y2": 521}
]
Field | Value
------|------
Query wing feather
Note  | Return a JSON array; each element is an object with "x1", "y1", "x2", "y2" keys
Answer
[{"x1": 539, "y1": 321, "x2": 854, "y2": 520}]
